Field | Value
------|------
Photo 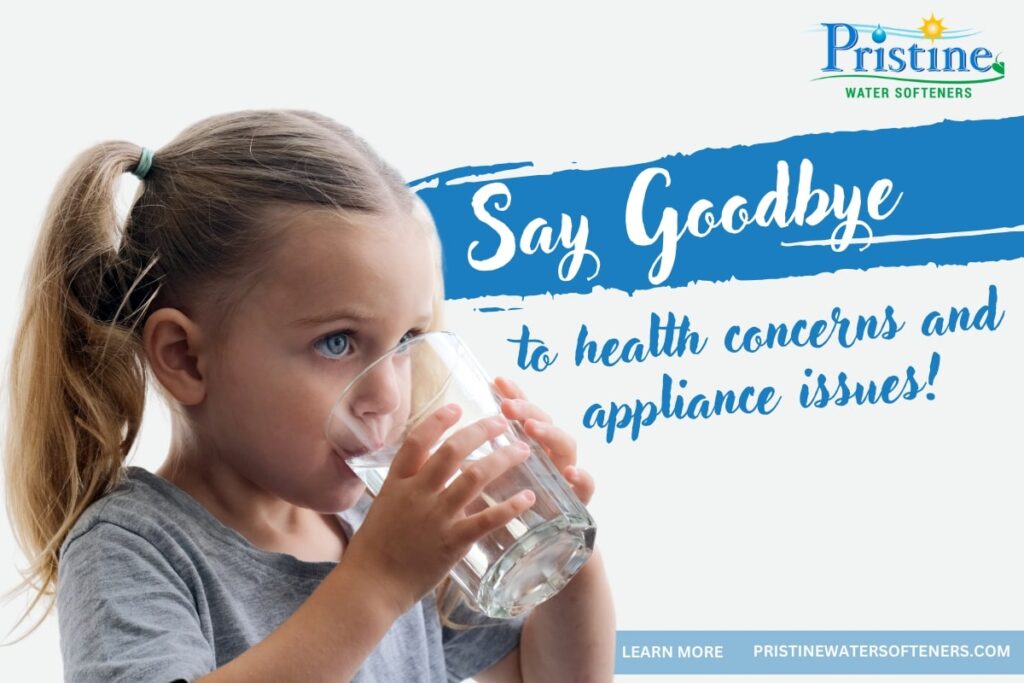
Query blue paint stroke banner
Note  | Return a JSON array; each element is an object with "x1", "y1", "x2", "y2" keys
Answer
[
  {"x1": 413, "y1": 117, "x2": 1024, "y2": 300},
  {"x1": 616, "y1": 630, "x2": 1024, "y2": 675}
]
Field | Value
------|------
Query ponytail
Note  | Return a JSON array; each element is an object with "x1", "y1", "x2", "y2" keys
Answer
[{"x1": 3, "y1": 142, "x2": 153, "y2": 640}]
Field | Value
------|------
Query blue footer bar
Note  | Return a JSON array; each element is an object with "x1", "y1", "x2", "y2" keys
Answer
[{"x1": 616, "y1": 631, "x2": 1023, "y2": 675}]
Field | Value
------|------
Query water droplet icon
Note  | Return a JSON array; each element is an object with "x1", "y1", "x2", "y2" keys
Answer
[{"x1": 872, "y1": 24, "x2": 886, "y2": 43}]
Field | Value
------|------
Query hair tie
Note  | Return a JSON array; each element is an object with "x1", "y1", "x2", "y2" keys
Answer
[{"x1": 132, "y1": 147, "x2": 154, "y2": 180}]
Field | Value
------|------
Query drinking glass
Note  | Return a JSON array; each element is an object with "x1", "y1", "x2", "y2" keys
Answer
[{"x1": 325, "y1": 331, "x2": 595, "y2": 617}]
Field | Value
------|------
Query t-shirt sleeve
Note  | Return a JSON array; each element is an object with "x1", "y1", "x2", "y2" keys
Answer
[
  {"x1": 57, "y1": 521, "x2": 215, "y2": 683},
  {"x1": 441, "y1": 598, "x2": 528, "y2": 683}
]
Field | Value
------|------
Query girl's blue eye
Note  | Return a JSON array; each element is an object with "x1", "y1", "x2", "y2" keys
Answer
[
  {"x1": 314, "y1": 329, "x2": 424, "y2": 360},
  {"x1": 314, "y1": 331, "x2": 353, "y2": 360},
  {"x1": 399, "y1": 329, "x2": 422, "y2": 346},
  {"x1": 395, "y1": 329, "x2": 423, "y2": 354}
]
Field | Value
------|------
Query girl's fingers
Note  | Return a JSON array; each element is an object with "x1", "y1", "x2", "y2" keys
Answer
[
  {"x1": 564, "y1": 466, "x2": 596, "y2": 505},
  {"x1": 417, "y1": 414, "x2": 509, "y2": 490},
  {"x1": 449, "y1": 488, "x2": 536, "y2": 547},
  {"x1": 524, "y1": 418, "x2": 577, "y2": 470},
  {"x1": 500, "y1": 397, "x2": 553, "y2": 425},
  {"x1": 389, "y1": 404, "x2": 462, "y2": 479},
  {"x1": 493, "y1": 376, "x2": 527, "y2": 401},
  {"x1": 440, "y1": 440, "x2": 532, "y2": 512}
]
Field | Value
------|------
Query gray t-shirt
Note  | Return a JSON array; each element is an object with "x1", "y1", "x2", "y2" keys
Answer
[{"x1": 57, "y1": 466, "x2": 525, "y2": 683}]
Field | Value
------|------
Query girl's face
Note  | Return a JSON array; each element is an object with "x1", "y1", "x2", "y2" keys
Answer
[{"x1": 197, "y1": 208, "x2": 437, "y2": 513}]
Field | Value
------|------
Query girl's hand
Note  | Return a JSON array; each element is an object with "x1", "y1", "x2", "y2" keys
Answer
[
  {"x1": 494, "y1": 376, "x2": 596, "y2": 505},
  {"x1": 343, "y1": 404, "x2": 536, "y2": 616}
]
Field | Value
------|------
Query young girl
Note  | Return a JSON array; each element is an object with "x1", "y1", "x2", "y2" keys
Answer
[{"x1": 4, "y1": 109, "x2": 615, "y2": 682}]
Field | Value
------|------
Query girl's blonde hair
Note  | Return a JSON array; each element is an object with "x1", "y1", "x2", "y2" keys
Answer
[{"x1": 3, "y1": 109, "x2": 474, "y2": 639}]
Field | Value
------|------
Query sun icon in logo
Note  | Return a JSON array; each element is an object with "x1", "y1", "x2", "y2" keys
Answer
[{"x1": 918, "y1": 13, "x2": 947, "y2": 42}]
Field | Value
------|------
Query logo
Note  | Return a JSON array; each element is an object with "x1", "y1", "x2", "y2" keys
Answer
[{"x1": 813, "y1": 14, "x2": 1005, "y2": 99}]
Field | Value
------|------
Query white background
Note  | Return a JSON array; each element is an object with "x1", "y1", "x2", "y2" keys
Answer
[{"x1": 2, "y1": 2, "x2": 1022, "y2": 681}]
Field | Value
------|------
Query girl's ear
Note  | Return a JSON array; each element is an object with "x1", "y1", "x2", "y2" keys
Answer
[{"x1": 142, "y1": 308, "x2": 209, "y2": 406}]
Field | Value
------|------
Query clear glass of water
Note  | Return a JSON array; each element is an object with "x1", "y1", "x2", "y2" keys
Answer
[{"x1": 325, "y1": 330, "x2": 596, "y2": 618}]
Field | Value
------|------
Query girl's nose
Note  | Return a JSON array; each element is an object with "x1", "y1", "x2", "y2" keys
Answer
[{"x1": 350, "y1": 355, "x2": 406, "y2": 420}]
